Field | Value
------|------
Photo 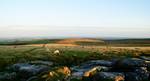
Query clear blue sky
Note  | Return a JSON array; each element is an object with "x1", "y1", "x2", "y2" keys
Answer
[{"x1": 0, "y1": 0, "x2": 150, "y2": 38}]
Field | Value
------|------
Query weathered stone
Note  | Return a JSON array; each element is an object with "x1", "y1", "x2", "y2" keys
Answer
[
  {"x1": 30, "y1": 61, "x2": 53, "y2": 66},
  {"x1": 125, "y1": 67, "x2": 149, "y2": 81},
  {"x1": 71, "y1": 66, "x2": 111, "y2": 81},
  {"x1": 71, "y1": 71, "x2": 84, "y2": 80},
  {"x1": 83, "y1": 66, "x2": 111, "y2": 81},
  {"x1": 2, "y1": 58, "x2": 150, "y2": 81},
  {"x1": 144, "y1": 60, "x2": 150, "y2": 72},
  {"x1": 83, "y1": 66, "x2": 111, "y2": 77},
  {"x1": 56, "y1": 66, "x2": 71, "y2": 76},
  {"x1": 26, "y1": 76, "x2": 38, "y2": 81},
  {"x1": 70, "y1": 60, "x2": 114, "y2": 80},
  {"x1": 80, "y1": 60, "x2": 114, "y2": 68},
  {"x1": 125, "y1": 72, "x2": 142, "y2": 81},
  {"x1": 0, "y1": 72, "x2": 17, "y2": 81},
  {"x1": 139, "y1": 56, "x2": 150, "y2": 61},
  {"x1": 92, "y1": 72, "x2": 125, "y2": 81},
  {"x1": 115, "y1": 58, "x2": 146, "y2": 69},
  {"x1": 134, "y1": 67, "x2": 149, "y2": 80},
  {"x1": 40, "y1": 66, "x2": 71, "y2": 81},
  {"x1": 11, "y1": 63, "x2": 49, "y2": 78}
]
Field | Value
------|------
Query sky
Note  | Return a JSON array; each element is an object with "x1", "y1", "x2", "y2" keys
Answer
[{"x1": 0, "y1": 0, "x2": 150, "y2": 38}]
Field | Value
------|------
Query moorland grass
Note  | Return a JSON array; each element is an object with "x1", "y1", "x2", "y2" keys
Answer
[{"x1": 0, "y1": 45, "x2": 149, "y2": 70}]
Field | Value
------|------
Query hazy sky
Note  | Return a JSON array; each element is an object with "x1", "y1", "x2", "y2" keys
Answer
[{"x1": 0, "y1": 0, "x2": 150, "y2": 38}]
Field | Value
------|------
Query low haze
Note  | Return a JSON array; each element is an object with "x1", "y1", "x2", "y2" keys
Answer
[{"x1": 0, "y1": 0, "x2": 150, "y2": 38}]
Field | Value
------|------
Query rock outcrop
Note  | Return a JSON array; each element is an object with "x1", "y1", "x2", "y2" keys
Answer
[{"x1": 0, "y1": 57, "x2": 150, "y2": 81}]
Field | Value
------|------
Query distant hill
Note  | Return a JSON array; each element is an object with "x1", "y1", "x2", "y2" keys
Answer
[
  {"x1": 0, "y1": 38, "x2": 149, "y2": 47},
  {"x1": 104, "y1": 38, "x2": 150, "y2": 47},
  {"x1": 56, "y1": 38, "x2": 105, "y2": 45},
  {"x1": 0, "y1": 39, "x2": 61, "y2": 45}
]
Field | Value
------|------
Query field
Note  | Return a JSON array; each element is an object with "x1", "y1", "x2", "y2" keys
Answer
[
  {"x1": 0, "y1": 38, "x2": 150, "y2": 81},
  {"x1": 0, "y1": 38, "x2": 150, "y2": 69}
]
